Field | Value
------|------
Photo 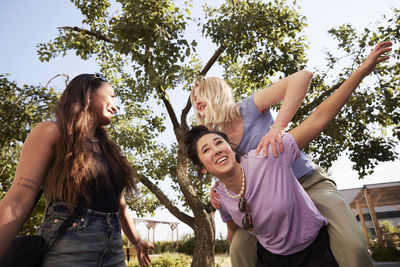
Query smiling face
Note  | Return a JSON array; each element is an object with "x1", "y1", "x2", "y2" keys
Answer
[
  {"x1": 90, "y1": 82, "x2": 117, "y2": 126},
  {"x1": 196, "y1": 133, "x2": 237, "y2": 178},
  {"x1": 192, "y1": 86, "x2": 207, "y2": 117}
]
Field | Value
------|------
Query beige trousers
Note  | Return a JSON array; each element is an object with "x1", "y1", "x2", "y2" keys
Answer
[{"x1": 229, "y1": 166, "x2": 373, "y2": 267}]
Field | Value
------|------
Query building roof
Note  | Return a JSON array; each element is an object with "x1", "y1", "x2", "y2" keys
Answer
[{"x1": 344, "y1": 181, "x2": 400, "y2": 209}]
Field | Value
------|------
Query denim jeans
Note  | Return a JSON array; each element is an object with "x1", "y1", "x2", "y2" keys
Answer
[{"x1": 38, "y1": 202, "x2": 126, "y2": 267}]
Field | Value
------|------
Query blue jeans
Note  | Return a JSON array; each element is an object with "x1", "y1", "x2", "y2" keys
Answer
[{"x1": 38, "y1": 202, "x2": 126, "y2": 267}]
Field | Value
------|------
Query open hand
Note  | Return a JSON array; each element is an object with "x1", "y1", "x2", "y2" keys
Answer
[
  {"x1": 359, "y1": 41, "x2": 392, "y2": 77},
  {"x1": 135, "y1": 240, "x2": 155, "y2": 267},
  {"x1": 255, "y1": 125, "x2": 284, "y2": 157}
]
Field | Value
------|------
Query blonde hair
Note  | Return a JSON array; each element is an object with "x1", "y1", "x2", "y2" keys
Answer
[{"x1": 190, "y1": 76, "x2": 240, "y2": 130}]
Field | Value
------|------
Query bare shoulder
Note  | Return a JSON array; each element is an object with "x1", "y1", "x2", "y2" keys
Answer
[{"x1": 28, "y1": 121, "x2": 60, "y2": 146}]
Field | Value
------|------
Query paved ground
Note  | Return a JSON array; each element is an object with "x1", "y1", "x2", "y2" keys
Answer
[
  {"x1": 373, "y1": 262, "x2": 400, "y2": 267},
  {"x1": 214, "y1": 255, "x2": 400, "y2": 267}
]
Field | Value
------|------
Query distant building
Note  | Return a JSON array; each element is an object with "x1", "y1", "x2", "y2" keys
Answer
[{"x1": 339, "y1": 181, "x2": 400, "y2": 244}]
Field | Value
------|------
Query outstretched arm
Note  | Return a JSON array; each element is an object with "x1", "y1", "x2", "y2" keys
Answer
[
  {"x1": 254, "y1": 70, "x2": 312, "y2": 157},
  {"x1": 290, "y1": 41, "x2": 392, "y2": 150}
]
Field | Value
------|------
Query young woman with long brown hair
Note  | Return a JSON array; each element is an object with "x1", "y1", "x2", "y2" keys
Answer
[{"x1": 0, "y1": 73, "x2": 153, "y2": 267}]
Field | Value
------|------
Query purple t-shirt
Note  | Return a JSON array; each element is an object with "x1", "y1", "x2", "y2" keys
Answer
[
  {"x1": 216, "y1": 134, "x2": 327, "y2": 255},
  {"x1": 238, "y1": 95, "x2": 315, "y2": 179}
]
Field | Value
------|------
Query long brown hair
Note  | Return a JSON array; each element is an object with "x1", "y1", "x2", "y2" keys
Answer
[{"x1": 44, "y1": 74, "x2": 136, "y2": 206}]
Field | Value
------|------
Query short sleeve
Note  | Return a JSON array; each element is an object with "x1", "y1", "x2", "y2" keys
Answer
[
  {"x1": 265, "y1": 133, "x2": 300, "y2": 166},
  {"x1": 240, "y1": 95, "x2": 264, "y2": 118},
  {"x1": 219, "y1": 208, "x2": 232, "y2": 223}
]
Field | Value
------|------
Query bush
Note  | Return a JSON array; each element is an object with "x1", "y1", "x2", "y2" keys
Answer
[
  {"x1": 126, "y1": 253, "x2": 191, "y2": 267},
  {"x1": 371, "y1": 239, "x2": 400, "y2": 262},
  {"x1": 153, "y1": 241, "x2": 178, "y2": 254},
  {"x1": 215, "y1": 238, "x2": 230, "y2": 254},
  {"x1": 124, "y1": 234, "x2": 230, "y2": 257},
  {"x1": 176, "y1": 235, "x2": 195, "y2": 255}
]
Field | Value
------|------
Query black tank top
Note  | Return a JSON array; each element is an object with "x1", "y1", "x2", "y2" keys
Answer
[{"x1": 85, "y1": 152, "x2": 121, "y2": 212}]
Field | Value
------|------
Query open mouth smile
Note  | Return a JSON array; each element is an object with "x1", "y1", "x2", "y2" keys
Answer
[{"x1": 216, "y1": 156, "x2": 227, "y2": 164}]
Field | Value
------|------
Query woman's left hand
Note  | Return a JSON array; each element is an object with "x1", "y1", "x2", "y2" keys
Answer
[
  {"x1": 255, "y1": 126, "x2": 285, "y2": 157},
  {"x1": 358, "y1": 41, "x2": 392, "y2": 77},
  {"x1": 135, "y1": 239, "x2": 155, "y2": 267}
]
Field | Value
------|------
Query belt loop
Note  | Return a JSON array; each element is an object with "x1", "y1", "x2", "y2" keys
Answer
[
  {"x1": 82, "y1": 208, "x2": 90, "y2": 228},
  {"x1": 43, "y1": 201, "x2": 53, "y2": 219}
]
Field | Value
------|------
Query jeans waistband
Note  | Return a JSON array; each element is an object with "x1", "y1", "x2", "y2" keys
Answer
[{"x1": 45, "y1": 201, "x2": 120, "y2": 220}]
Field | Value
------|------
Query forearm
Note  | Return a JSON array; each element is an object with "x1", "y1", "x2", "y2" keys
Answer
[
  {"x1": 291, "y1": 41, "x2": 392, "y2": 149},
  {"x1": 273, "y1": 70, "x2": 312, "y2": 128},
  {"x1": 226, "y1": 220, "x2": 238, "y2": 243},
  {"x1": 293, "y1": 69, "x2": 365, "y2": 149},
  {"x1": 120, "y1": 205, "x2": 141, "y2": 245},
  {"x1": 0, "y1": 194, "x2": 33, "y2": 257}
]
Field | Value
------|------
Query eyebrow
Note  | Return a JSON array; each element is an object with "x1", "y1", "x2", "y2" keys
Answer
[{"x1": 200, "y1": 136, "x2": 222, "y2": 152}]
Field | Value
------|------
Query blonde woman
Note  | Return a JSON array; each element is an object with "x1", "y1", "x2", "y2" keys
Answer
[
  {"x1": 190, "y1": 41, "x2": 391, "y2": 267},
  {"x1": 0, "y1": 73, "x2": 154, "y2": 267}
]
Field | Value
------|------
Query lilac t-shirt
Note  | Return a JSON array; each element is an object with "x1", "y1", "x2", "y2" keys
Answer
[
  {"x1": 238, "y1": 95, "x2": 315, "y2": 179},
  {"x1": 216, "y1": 134, "x2": 327, "y2": 255}
]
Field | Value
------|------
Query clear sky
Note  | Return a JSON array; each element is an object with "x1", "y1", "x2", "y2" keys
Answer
[{"x1": 1, "y1": 0, "x2": 399, "y2": 241}]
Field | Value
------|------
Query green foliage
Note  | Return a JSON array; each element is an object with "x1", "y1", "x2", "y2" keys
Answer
[
  {"x1": 214, "y1": 237, "x2": 229, "y2": 254},
  {"x1": 380, "y1": 220, "x2": 400, "y2": 235},
  {"x1": 152, "y1": 241, "x2": 177, "y2": 254},
  {"x1": 369, "y1": 221, "x2": 400, "y2": 262},
  {"x1": 176, "y1": 234, "x2": 196, "y2": 255},
  {"x1": 203, "y1": 0, "x2": 308, "y2": 97},
  {"x1": 126, "y1": 253, "x2": 191, "y2": 267},
  {"x1": 291, "y1": 9, "x2": 400, "y2": 177},
  {"x1": 371, "y1": 239, "x2": 400, "y2": 262},
  {"x1": 31, "y1": 0, "x2": 400, "y2": 263}
]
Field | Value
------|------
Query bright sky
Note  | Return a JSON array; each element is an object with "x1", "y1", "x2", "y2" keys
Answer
[{"x1": 1, "y1": 0, "x2": 399, "y2": 241}]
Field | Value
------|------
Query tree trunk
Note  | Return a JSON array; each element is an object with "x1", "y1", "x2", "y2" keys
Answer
[{"x1": 191, "y1": 211, "x2": 216, "y2": 267}]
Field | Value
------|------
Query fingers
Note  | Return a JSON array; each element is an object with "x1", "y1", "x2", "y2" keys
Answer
[
  {"x1": 255, "y1": 142, "x2": 263, "y2": 156},
  {"x1": 277, "y1": 137, "x2": 284, "y2": 153},
  {"x1": 211, "y1": 188, "x2": 221, "y2": 199},
  {"x1": 264, "y1": 141, "x2": 273, "y2": 157},
  {"x1": 377, "y1": 55, "x2": 390, "y2": 64},
  {"x1": 210, "y1": 183, "x2": 221, "y2": 209},
  {"x1": 211, "y1": 195, "x2": 221, "y2": 209}
]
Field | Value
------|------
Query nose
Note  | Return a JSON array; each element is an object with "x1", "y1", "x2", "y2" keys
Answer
[{"x1": 213, "y1": 147, "x2": 222, "y2": 156}]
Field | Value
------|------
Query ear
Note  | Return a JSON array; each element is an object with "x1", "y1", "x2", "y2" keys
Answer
[{"x1": 199, "y1": 165, "x2": 208, "y2": 175}]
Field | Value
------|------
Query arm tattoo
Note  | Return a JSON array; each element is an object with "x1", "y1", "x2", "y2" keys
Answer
[{"x1": 16, "y1": 176, "x2": 39, "y2": 191}]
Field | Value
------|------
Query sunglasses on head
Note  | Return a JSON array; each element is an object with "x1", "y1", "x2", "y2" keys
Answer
[
  {"x1": 92, "y1": 72, "x2": 108, "y2": 83},
  {"x1": 239, "y1": 197, "x2": 253, "y2": 231}
]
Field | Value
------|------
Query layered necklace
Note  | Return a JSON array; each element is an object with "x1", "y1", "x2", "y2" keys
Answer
[{"x1": 223, "y1": 164, "x2": 245, "y2": 199}]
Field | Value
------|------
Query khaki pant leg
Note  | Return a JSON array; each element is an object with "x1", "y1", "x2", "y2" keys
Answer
[
  {"x1": 299, "y1": 167, "x2": 373, "y2": 267},
  {"x1": 230, "y1": 228, "x2": 258, "y2": 267}
]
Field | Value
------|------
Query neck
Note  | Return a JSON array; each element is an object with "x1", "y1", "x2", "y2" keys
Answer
[
  {"x1": 219, "y1": 116, "x2": 242, "y2": 132},
  {"x1": 222, "y1": 163, "x2": 243, "y2": 194}
]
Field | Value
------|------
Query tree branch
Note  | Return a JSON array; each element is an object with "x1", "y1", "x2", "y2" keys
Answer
[
  {"x1": 58, "y1": 26, "x2": 114, "y2": 43},
  {"x1": 300, "y1": 81, "x2": 343, "y2": 116},
  {"x1": 159, "y1": 90, "x2": 180, "y2": 133},
  {"x1": 45, "y1": 73, "x2": 69, "y2": 88},
  {"x1": 135, "y1": 168, "x2": 195, "y2": 228},
  {"x1": 181, "y1": 45, "x2": 227, "y2": 128}
]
